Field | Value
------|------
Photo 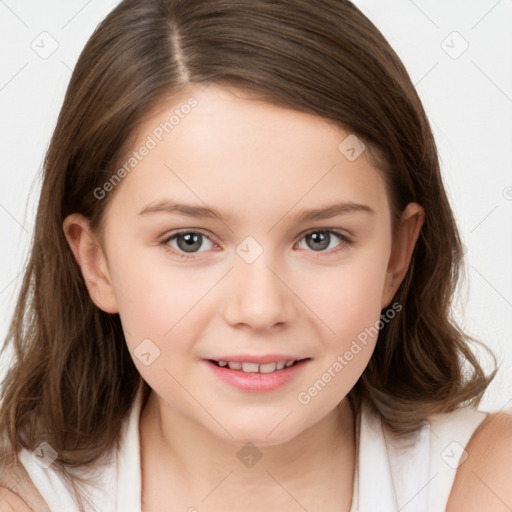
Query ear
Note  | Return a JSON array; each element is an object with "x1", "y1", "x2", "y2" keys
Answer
[
  {"x1": 62, "y1": 213, "x2": 119, "y2": 314},
  {"x1": 381, "y1": 202, "x2": 425, "y2": 309}
]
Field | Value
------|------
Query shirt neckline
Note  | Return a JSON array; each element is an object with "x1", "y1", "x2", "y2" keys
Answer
[{"x1": 117, "y1": 384, "x2": 361, "y2": 512}]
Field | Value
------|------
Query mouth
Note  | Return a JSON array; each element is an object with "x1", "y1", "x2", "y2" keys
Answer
[
  {"x1": 207, "y1": 358, "x2": 310, "y2": 373},
  {"x1": 205, "y1": 356, "x2": 311, "y2": 392},
  {"x1": 204, "y1": 354, "x2": 311, "y2": 393}
]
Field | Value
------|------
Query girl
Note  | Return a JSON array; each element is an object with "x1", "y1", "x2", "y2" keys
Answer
[{"x1": 1, "y1": 0, "x2": 511, "y2": 511}]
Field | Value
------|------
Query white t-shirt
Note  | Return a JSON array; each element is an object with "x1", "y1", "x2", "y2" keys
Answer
[{"x1": 17, "y1": 385, "x2": 487, "y2": 512}]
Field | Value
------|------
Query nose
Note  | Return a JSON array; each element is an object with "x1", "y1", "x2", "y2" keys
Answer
[{"x1": 222, "y1": 249, "x2": 296, "y2": 332}]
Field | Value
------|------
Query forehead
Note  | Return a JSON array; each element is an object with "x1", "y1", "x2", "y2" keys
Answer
[{"x1": 105, "y1": 85, "x2": 390, "y2": 224}]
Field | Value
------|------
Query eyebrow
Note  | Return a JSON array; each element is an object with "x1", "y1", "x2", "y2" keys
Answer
[{"x1": 137, "y1": 200, "x2": 375, "y2": 223}]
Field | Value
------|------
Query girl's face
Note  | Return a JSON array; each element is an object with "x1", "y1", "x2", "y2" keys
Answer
[{"x1": 68, "y1": 84, "x2": 422, "y2": 446}]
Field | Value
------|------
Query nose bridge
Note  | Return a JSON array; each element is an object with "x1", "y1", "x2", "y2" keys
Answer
[{"x1": 223, "y1": 236, "x2": 294, "y2": 330}]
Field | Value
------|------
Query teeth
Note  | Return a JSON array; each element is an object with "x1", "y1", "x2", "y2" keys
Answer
[
  {"x1": 241, "y1": 362, "x2": 260, "y2": 373},
  {"x1": 259, "y1": 362, "x2": 277, "y2": 373},
  {"x1": 219, "y1": 359, "x2": 299, "y2": 373}
]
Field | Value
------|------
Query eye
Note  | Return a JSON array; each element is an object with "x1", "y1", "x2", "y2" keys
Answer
[
  {"x1": 160, "y1": 228, "x2": 352, "y2": 259},
  {"x1": 161, "y1": 231, "x2": 215, "y2": 257},
  {"x1": 296, "y1": 229, "x2": 351, "y2": 253}
]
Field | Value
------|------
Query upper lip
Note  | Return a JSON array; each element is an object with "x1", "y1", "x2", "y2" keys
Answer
[{"x1": 206, "y1": 354, "x2": 310, "y2": 364}]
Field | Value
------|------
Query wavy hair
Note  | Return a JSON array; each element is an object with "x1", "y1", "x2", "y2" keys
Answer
[{"x1": 0, "y1": 0, "x2": 497, "y2": 507}]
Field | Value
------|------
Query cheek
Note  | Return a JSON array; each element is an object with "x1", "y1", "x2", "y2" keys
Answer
[
  {"x1": 292, "y1": 253, "x2": 389, "y2": 413},
  {"x1": 298, "y1": 247, "x2": 389, "y2": 343},
  {"x1": 109, "y1": 247, "x2": 218, "y2": 348}
]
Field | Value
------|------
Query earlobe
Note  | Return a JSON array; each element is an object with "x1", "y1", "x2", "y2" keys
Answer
[
  {"x1": 381, "y1": 203, "x2": 425, "y2": 309},
  {"x1": 62, "y1": 213, "x2": 119, "y2": 314}
]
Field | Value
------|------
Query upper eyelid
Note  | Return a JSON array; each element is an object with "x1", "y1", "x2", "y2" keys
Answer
[{"x1": 162, "y1": 229, "x2": 216, "y2": 243}]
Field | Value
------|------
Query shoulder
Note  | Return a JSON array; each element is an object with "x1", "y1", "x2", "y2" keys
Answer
[
  {"x1": 446, "y1": 409, "x2": 512, "y2": 512},
  {"x1": 0, "y1": 439, "x2": 32, "y2": 511},
  {"x1": 0, "y1": 487, "x2": 33, "y2": 511}
]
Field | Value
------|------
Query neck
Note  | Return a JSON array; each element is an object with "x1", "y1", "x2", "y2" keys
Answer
[{"x1": 139, "y1": 390, "x2": 357, "y2": 511}]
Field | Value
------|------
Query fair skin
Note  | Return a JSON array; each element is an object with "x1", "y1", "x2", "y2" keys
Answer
[
  {"x1": 68, "y1": 85, "x2": 417, "y2": 512},
  {"x1": 2, "y1": 85, "x2": 511, "y2": 511},
  {"x1": 447, "y1": 411, "x2": 512, "y2": 511},
  {"x1": 2, "y1": 415, "x2": 511, "y2": 512}
]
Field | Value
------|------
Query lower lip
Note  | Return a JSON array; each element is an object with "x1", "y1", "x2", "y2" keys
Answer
[{"x1": 205, "y1": 359, "x2": 310, "y2": 392}]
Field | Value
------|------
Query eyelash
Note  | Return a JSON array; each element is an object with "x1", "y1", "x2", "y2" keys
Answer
[{"x1": 159, "y1": 229, "x2": 353, "y2": 260}]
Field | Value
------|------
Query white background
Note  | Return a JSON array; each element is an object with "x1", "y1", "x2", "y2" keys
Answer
[{"x1": 1, "y1": 0, "x2": 511, "y2": 412}]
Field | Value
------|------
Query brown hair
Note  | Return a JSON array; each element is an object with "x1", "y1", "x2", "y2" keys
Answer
[{"x1": 0, "y1": 0, "x2": 497, "y2": 507}]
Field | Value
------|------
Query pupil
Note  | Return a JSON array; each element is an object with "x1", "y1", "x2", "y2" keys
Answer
[
  {"x1": 178, "y1": 233, "x2": 202, "y2": 252},
  {"x1": 307, "y1": 231, "x2": 329, "y2": 251}
]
